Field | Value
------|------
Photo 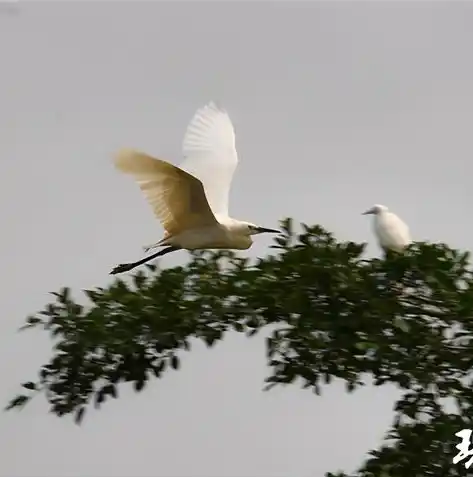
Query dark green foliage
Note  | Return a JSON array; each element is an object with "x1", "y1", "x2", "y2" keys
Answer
[{"x1": 7, "y1": 218, "x2": 473, "y2": 476}]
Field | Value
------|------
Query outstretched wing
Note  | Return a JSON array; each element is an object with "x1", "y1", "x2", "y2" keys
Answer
[
  {"x1": 180, "y1": 101, "x2": 238, "y2": 218},
  {"x1": 114, "y1": 149, "x2": 218, "y2": 236}
]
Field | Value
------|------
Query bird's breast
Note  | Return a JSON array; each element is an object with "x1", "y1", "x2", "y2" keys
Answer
[{"x1": 374, "y1": 214, "x2": 410, "y2": 251}]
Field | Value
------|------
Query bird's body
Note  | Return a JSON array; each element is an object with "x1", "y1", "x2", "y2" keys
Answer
[
  {"x1": 362, "y1": 204, "x2": 411, "y2": 253},
  {"x1": 110, "y1": 101, "x2": 278, "y2": 274},
  {"x1": 146, "y1": 220, "x2": 253, "y2": 251}
]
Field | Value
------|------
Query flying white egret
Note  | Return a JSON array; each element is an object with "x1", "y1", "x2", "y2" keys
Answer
[
  {"x1": 110, "y1": 101, "x2": 279, "y2": 275},
  {"x1": 362, "y1": 204, "x2": 411, "y2": 253}
]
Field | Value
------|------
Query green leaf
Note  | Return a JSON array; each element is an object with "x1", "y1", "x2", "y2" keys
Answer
[
  {"x1": 262, "y1": 382, "x2": 278, "y2": 392},
  {"x1": 19, "y1": 316, "x2": 43, "y2": 331},
  {"x1": 355, "y1": 341, "x2": 379, "y2": 352},
  {"x1": 133, "y1": 270, "x2": 147, "y2": 289},
  {"x1": 74, "y1": 407, "x2": 85, "y2": 425},
  {"x1": 106, "y1": 384, "x2": 117, "y2": 398},
  {"x1": 52, "y1": 287, "x2": 70, "y2": 304},
  {"x1": 95, "y1": 390, "x2": 105, "y2": 408},
  {"x1": 345, "y1": 381, "x2": 356, "y2": 393},
  {"x1": 5, "y1": 394, "x2": 30, "y2": 411},
  {"x1": 152, "y1": 360, "x2": 166, "y2": 377},
  {"x1": 84, "y1": 289, "x2": 102, "y2": 304},
  {"x1": 323, "y1": 373, "x2": 332, "y2": 385},
  {"x1": 170, "y1": 355, "x2": 180, "y2": 370},
  {"x1": 393, "y1": 316, "x2": 410, "y2": 333},
  {"x1": 181, "y1": 339, "x2": 191, "y2": 351},
  {"x1": 273, "y1": 236, "x2": 288, "y2": 247},
  {"x1": 280, "y1": 217, "x2": 293, "y2": 236},
  {"x1": 133, "y1": 379, "x2": 146, "y2": 392}
]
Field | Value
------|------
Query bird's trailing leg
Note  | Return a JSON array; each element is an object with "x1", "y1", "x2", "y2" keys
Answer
[{"x1": 110, "y1": 246, "x2": 181, "y2": 275}]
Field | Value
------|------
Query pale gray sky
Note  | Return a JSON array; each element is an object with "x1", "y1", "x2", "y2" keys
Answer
[{"x1": 1, "y1": 1, "x2": 473, "y2": 476}]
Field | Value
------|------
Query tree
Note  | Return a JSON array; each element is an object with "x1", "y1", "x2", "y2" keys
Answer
[{"x1": 7, "y1": 218, "x2": 473, "y2": 476}]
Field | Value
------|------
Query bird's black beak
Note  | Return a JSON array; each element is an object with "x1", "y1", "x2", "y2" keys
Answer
[{"x1": 256, "y1": 227, "x2": 280, "y2": 234}]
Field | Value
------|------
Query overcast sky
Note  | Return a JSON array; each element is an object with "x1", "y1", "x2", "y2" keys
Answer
[{"x1": 1, "y1": 1, "x2": 473, "y2": 476}]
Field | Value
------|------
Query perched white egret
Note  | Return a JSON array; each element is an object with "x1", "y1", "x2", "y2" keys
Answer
[
  {"x1": 362, "y1": 204, "x2": 411, "y2": 253},
  {"x1": 110, "y1": 101, "x2": 279, "y2": 275}
]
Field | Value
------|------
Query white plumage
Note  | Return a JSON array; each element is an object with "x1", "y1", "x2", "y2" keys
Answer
[
  {"x1": 180, "y1": 101, "x2": 238, "y2": 220},
  {"x1": 110, "y1": 101, "x2": 279, "y2": 275},
  {"x1": 362, "y1": 204, "x2": 411, "y2": 253}
]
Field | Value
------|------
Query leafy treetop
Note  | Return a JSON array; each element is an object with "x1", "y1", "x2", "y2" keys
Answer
[{"x1": 7, "y1": 219, "x2": 473, "y2": 477}]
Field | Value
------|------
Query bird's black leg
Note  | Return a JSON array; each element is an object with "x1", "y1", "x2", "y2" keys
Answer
[{"x1": 110, "y1": 246, "x2": 181, "y2": 275}]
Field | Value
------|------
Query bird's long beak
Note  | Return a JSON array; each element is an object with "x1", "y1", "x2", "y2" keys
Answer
[
  {"x1": 256, "y1": 227, "x2": 280, "y2": 234},
  {"x1": 362, "y1": 208, "x2": 374, "y2": 215}
]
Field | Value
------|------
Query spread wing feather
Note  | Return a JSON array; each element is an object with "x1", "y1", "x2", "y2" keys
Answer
[{"x1": 114, "y1": 148, "x2": 217, "y2": 235}]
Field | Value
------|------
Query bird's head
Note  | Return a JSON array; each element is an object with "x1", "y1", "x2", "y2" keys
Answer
[
  {"x1": 237, "y1": 221, "x2": 280, "y2": 236},
  {"x1": 362, "y1": 204, "x2": 388, "y2": 216}
]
